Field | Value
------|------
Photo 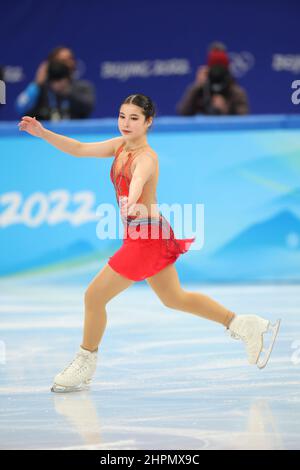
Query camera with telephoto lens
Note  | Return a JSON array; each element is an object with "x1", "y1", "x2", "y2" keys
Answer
[{"x1": 207, "y1": 65, "x2": 231, "y2": 96}]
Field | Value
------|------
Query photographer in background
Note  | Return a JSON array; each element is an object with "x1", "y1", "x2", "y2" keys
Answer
[
  {"x1": 0, "y1": 66, "x2": 5, "y2": 115},
  {"x1": 176, "y1": 42, "x2": 249, "y2": 116},
  {"x1": 15, "y1": 46, "x2": 95, "y2": 120}
]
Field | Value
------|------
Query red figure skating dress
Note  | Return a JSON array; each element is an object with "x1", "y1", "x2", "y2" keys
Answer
[{"x1": 108, "y1": 143, "x2": 195, "y2": 281}]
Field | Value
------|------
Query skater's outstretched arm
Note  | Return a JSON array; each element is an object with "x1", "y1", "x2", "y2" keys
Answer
[{"x1": 18, "y1": 116, "x2": 123, "y2": 158}]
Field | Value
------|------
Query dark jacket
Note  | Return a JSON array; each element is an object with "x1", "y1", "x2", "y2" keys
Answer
[
  {"x1": 176, "y1": 81, "x2": 249, "y2": 116},
  {"x1": 16, "y1": 79, "x2": 95, "y2": 120}
]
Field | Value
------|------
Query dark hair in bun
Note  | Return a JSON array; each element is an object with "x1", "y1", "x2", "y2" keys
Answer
[{"x1": 121, "y1": 94, "x2": 156, "y2": 128}]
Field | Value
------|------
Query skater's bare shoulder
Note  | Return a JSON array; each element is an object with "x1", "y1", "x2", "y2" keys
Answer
[
  {"x1": 136, "y1": 146, "x2": 158, "y2": 163},
  {"x1": 131, "y1": 148, "x2": 158, "y2": 184}
]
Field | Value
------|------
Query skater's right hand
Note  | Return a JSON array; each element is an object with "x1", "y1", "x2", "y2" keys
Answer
[{"x1": 18, "y1": 116, "x2": 45, "y2": 138}]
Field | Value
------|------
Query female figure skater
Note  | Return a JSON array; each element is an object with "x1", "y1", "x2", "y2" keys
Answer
[{"x1": 18, "y1": 94, "x2": 280, "y2": 393}]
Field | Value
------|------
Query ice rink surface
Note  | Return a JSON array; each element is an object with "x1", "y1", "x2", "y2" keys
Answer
[{"x1": 0, "y1": 270, "x2": 299, "y2": 450}]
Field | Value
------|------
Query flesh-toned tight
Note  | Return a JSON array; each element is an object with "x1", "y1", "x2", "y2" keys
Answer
[{"x1": 81, "y1": 263, "x2": 235, "y2": 352}]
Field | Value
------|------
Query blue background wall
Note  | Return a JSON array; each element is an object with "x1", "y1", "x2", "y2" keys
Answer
[
  {"x1": 1, "y1": 116, "x2": 300, "y2": 282},
  {"x1": 1, "y1": 0, "x2": 300, "y2": 120}
]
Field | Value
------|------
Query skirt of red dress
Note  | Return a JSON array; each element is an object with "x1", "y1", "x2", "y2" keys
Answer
[{"x1": 108, "y1": 213, "x2": 195, "y2": 281}]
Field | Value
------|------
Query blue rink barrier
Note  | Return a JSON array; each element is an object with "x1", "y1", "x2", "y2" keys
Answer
[{"x1": 1, "y1": 115, "x2": 300, "y2": 282}]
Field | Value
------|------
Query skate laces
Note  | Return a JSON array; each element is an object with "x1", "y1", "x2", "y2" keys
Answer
[
  {"x1": 230, "y1": 331, "x2": 240, "y2": 340},
  {"x1": 61, "y1": 351, "x2": 92, "y2": 376},
  {"x1": 229, "y1": 330, "x2": 247, "y2": 342},
  {"x1": 228, "y1": 317, "x2": 248, "y2": 342}
]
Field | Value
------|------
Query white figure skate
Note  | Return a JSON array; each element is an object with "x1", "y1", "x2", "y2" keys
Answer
[
  {"x1": 228, "y1": 314, "x2": 281, "y2": 369},
  {"x1": 51, "y1": 346, "x2": 98, "y2": 393}
]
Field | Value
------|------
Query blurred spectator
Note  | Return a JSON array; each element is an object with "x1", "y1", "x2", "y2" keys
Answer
[
  {"x1": 0, "y1": 66, "x2": 5, "y2": 111},
  {"x1": 176, "y1": 42, "x2": 249, "y2": 116},
  {"x1": 15, "y1": 46, "x2": 95, "y2": 120}
]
